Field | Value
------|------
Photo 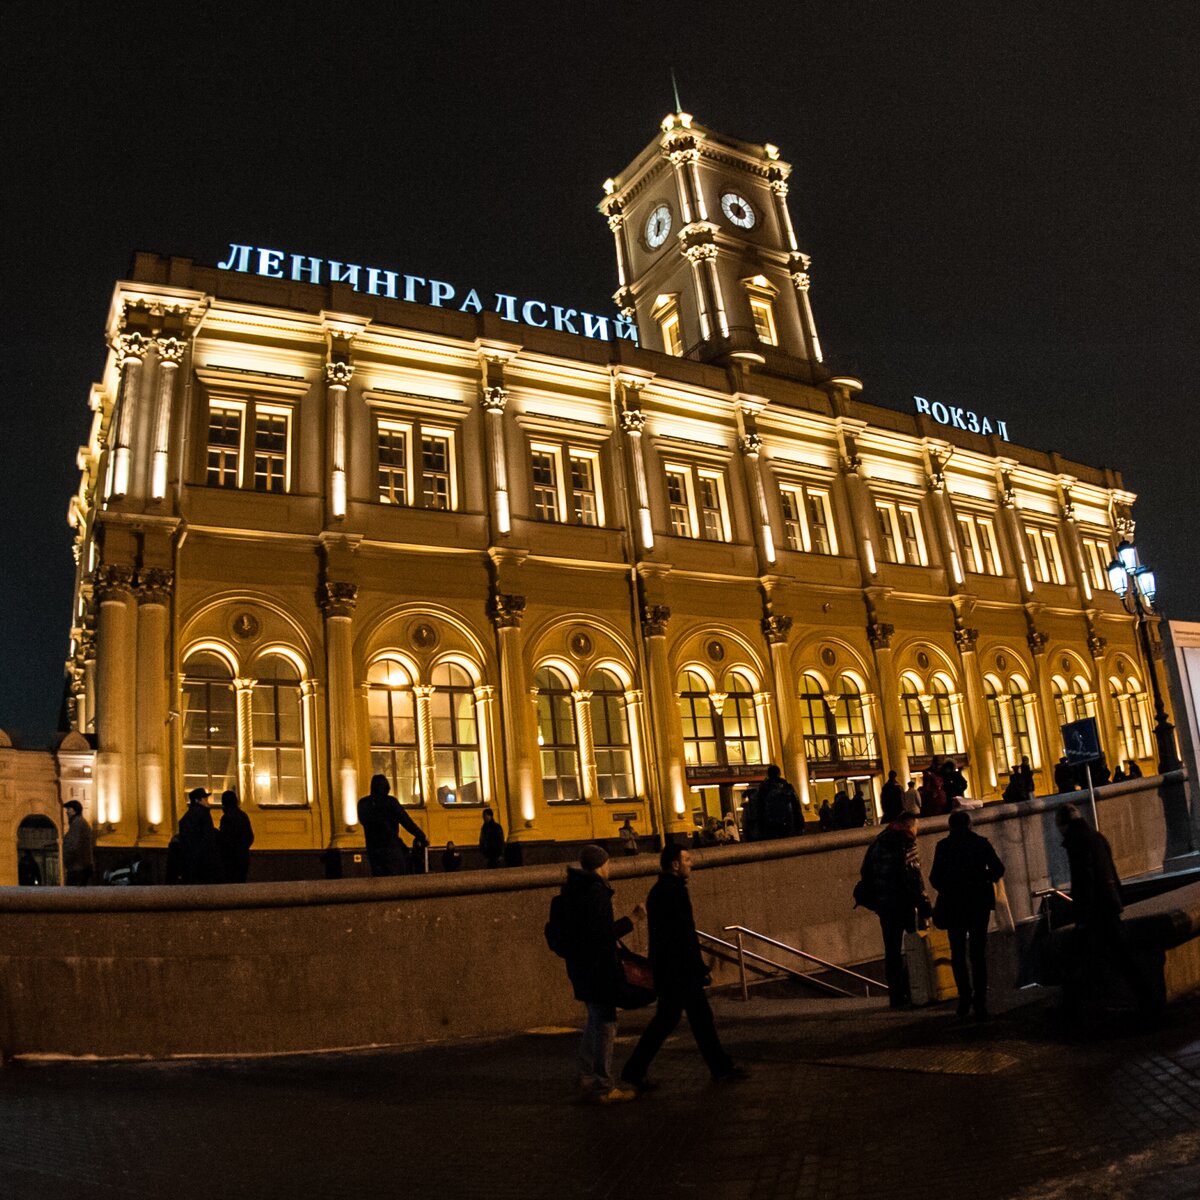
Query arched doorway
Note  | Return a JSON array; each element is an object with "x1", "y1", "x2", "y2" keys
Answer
[{"x1": 17, "y1": 814, "x2": 59, "y2": 886}]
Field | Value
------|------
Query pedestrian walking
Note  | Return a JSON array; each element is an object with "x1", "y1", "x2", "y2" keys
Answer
[
  {"x1": 1054, "y1": 803, "x2": 1157, "y2": 1025},
  {"x1": 217, "y1": 789, "x2": 255, "y2": 883},
  {"x1": 1053, "y1": 756, "x2": 1078, "y2": 794},
  {"x1": 442, "y1": 841, "x2": 463, "y2": 872},
  {"x1": 479, "y1": 806, "x2": 506, "y2": 868},
  {"x1": 552, "y1": 844, "x2": 645, "y2": 1103},
  {"x1": 901, "y1": 779, "x2": 921, "y2": 815},
  {"x1": 929, "y1": 810, "x2": 1005, "y2": 1019},
  {"x1": 178, "y1": 788, "x2": 222, "y2": 883},
  {"x1": 1017, "y1": 756, "x2": 1035, "y2": 800},
  {"x1": 61, "y1": 799, "x2": 95, "y2": 886},
  {"x1": 848, "y1": 783, "x2": 868, "y2": 828},
  {"x1": 920, "y1": 759, "x2": 948, "y2": 816},
  {"x1": 858, "y1": 811, "x2": 931, "y2": 1007},
  {"x1": 746, "y1": 764, "x2": 803, "y2": 839},
  {"x1": 619, "y1": 818, "x2": 639, "y2": 856},
  {"x1": 357, "y1": 774, "x2": 426, "y2": 877},
  {"x1": 621, "y1": 844, "x2": 744, "y2": 1091},
  {"x1": 1124, "y1": 759, "x2": 1143, "y2": 779},
  {"x1": 940, "y1": 758, "x2": 968, "y2": 808},
  {"x1": 831, "y1": 787, "x2": 851, "y2": 830},
  {"x1": 880, "y1": 771, "x2": 904, "y2": 823}
]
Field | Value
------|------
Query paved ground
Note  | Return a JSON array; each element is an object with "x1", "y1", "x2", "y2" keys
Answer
[{"x1": 1, "y1": 990, "x2": 1198, "y2": 1200}]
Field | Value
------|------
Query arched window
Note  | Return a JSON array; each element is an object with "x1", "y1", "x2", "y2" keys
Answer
[
  {"x1": 589, "y1": 668, "x2": 634, "y2": 799},
  {"x1": 797, "y1": 674, "x2": 832, "y2": 761},
  {"x1": 1109, "y1": 677, "x2": 1132, "y2": 760},
  {"x1": 927, "y1": 679, "x2": 958, "y2": 756},
  {"x1": 368, "y1": 658, "x2": 420, "y2": 805},
  {"x1": 833, "y1": 676, "x2": 871, "y2": 760},
  {"x1": 901, "y1": 676, "x2": 960, "y2": 760},
  {"x1": 430, "y1": 662, "x2": 481, "y2": 805},
  {"x1": 1052, "y1": 677, "x2": 1070, "y2": 729},
  {"x1": 1127, "y1": 677, "x2": 1153, "y2": 758},
  {"x1": 721, "y1": 671, "x2": 762, "y2": 766},
  {"x1": 1007, "y1": 678, "x2": 1034, "y2": 764},
  {"x1": 182, "y1": 651, "x2": 237, "y2": 799},
  {"x1": 537, "y1": 666, "x2": 581, "y2": 802},
  {"x1": 252, "y1": 653, "x2": 306, "y2": 806},
  {"x1": 678, "y1": 669, "x2": 720, "y2": 767},
  {"x1": 900, "y1": 679, "x2": 928, "y2": 759},
  {"x1": 984, "y1": 679, "x2": 1008, "y2": 769}
]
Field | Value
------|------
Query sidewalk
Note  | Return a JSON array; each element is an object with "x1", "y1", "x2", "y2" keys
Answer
[{"x1": 1, "y1": 991, "x2": 1197, "y2": 1200}]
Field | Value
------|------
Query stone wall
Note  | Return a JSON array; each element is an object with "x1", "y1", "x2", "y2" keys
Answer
[{"x1": 0, "y1": 776, "x2": 1185, "y2": 1060}]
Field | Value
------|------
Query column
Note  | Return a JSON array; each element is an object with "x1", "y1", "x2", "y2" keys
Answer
[
  {"x1": 641, "y1": 603, "x2": 690, "y2": 836},
  {"x1": 299, "y1": 680, "x2": 320, "y2": 826},
  {"x1": 789, "y1": 254, "x2": 824, "y2": 365},
  {"x1": 472, "y1": 685, "x2": 497, "y2": 808},
  {"x1": 624, "y1": 689, "x2": 649, "y2": 806},
  {"x1": 762, "y1": 614, "x2": 809, "y2": 806},
  {"x1": 481, "y1": 386, "x2": 511, "y2": 537},
  {"x1": 837, "y1": 432, "x2": 880, "y2": 581},
  {"x1": 135, "y1": 568, "x2": 173, "y2": 839},
  {"x1": 93, "y1": 565, "x2": 137, "y2": 834},
  {"x1": 414, "y1": 684, "x2": 436, "y2": 806},
  {"x1": 150, "y1": 338, "x2": 185, "y2": 501},
  {"x1": 925, "y1": 452, "x2": 965, "y2": 588},
  {"x1": 109, "y1": 333, "x2": 147, "y2": 499},
  {"x1": 1058, "y1": 485, "x2": 1094, "y2": 604},
  {"x1": 1028, "y1": 630, "x2": 1064, "y2": 763},
  {"x1": 998, "y1": 471, "x2": 1035, "y2": 596},
  {"x1": 1087, "y1": 628, "x2": 1120, "y2": 760},
  {"x1": 620, "y1": 406, "x2": 655, "y2": 552},
  {"x1": 319, "y1": 581, "x2": 360, "y2": 840},
  {"x1": 869, "y1": 622, "x2": 909, "y2": 786},
  {"x1": 740, "y1": 433, "x2": 776, "y2": 568},
  {"x1": 233, "y1": 677, "x2": 256, "y2": 806},
  {"x1": 954, "y1": 624, "x2": 998, "y2": 795},
  {"x1": 683, "y1": 242, "x2": 719, "y2": 341},
  {"x1": 491, "y1": 592, "x2": 538, "y2": 838},
  {"x1": 325, "y1": 361, "x2": 353, "y2": 520}
]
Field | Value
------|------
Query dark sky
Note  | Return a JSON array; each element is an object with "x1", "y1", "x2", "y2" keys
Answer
[{"x1": 2, "y1": 2, "x2": 1197, "y2": 746}]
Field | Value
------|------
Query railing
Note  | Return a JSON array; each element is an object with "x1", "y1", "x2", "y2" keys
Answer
[
  {"x1": 801, "y1": 732, "x2": 879, "y2": 765},
  {"x1": 1031, "y1": 887, "x2": 1073, "y2": 931},
  {"x1": 697, "y1": 924, "x2": 888, "y2": 1001}
]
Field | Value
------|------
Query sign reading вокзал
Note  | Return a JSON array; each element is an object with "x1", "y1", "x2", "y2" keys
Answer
[{"x1": 217, "y1": 242, "x2": 639, "y2": 346}]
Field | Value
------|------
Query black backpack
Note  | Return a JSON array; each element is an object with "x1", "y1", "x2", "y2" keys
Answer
[{"x1": 544, "y1": 891, "x2": 575, "y2": 958}]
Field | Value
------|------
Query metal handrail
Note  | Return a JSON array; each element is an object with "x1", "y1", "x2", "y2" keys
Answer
[
  {"x1": 697, "y1": 931, "x2": 855, "y2": 999},
  {"x1": 1031, "y1": 887, "x2": 1073, "y2": 932}
]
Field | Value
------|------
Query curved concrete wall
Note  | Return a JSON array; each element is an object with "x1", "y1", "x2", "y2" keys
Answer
[{"x1": 0, "y1": 777, "x2": 1182, "y2": 1059}]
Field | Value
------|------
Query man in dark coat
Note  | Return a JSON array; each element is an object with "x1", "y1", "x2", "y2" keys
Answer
[
  {"x1": 178, "y1": 788, "x2": 222, "y2": 884},
  {"x1": 929, "y1": 810, "x2": 1005, "y2": 1019},
  {"x1": 357, "y1": 774, "x2": 426, "y2": 877},
  {"x1": 860, "y1": 811, "x2": 931, "y2": 1007},
  {"x1": 1017, "y1": 756, "x2": 1035, "y2": 800},
  {"x1": 61, "y1": 800, "x2": 95, "y2": 886},
  {"x1": 880, "y1": 771, "x2": 904, "y2": 823},
  {"x1": 1054, "y1": 802, "x2": 1156, "y2": 1023},
  {"x1": 478, "y1": 807, "x2": 506, "y2": 868},
  {"x1": 1053, "y1": 756, "x2": 1078, "y2": 794},
  {"x1": 559, "y1": 844, "x2": 643, "y2": 1103},
  {"x1": 217, "y1": 789, "x2": 255, "y2": 883},
  {"x1": 748, "y1": 764, "x2": 803, "y2": 839},
  {"x1": 621, "y1": 844, "x2": 742, "y2": 1090}
]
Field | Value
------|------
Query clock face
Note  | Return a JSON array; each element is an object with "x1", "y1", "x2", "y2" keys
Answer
[
  {"x1": 645, "y1": 204, "x2": 672, "y2": 249},
  {"x1": 720, "y1": 192, "x2": 756, "y2": 230}
]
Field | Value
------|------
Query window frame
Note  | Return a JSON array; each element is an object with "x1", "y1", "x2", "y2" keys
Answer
[
  {"x1": 205, "y1": 401, "x2": 246, "y2": 489},
  {"x1": 1024, "y1": 523, "x2": 1066, "y2": 584},
  {"x1": 373, "y1": 415, "x2": 460, "y2": 511},
  {"x1": 1082, "y1": 535, "x2": 1114, "y2": 591},
  {"x1": 663, "y1": 461, "x2": 731, "y2": 542},
  {"x1": 956, "y1": 511, "x2": 1002, "y2": 576},
  {"x1": 875, "y1": 498, "x2": 929, "y2": 566},
  {"x1": 252, "y1": 404, "x2": 291, "y2": 494},
  {"x1": 529, "y1": 439, "x2": 606, "y2": 527},
  {"x1": 779, "y1": 481, "x2": 837, "y2": 555}
]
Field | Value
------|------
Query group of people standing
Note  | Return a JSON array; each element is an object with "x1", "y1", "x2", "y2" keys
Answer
[{"x1": 166, "y1": 788, "x2": 255, "y2": 884}]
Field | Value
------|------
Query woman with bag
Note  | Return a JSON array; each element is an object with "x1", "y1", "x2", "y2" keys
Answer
[{"x1": 929, "y1": 810, "x2": 1006, "y2": 1020}]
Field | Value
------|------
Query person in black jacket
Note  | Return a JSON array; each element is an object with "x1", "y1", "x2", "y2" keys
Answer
[
  {"x1": 621, "y1": 843, "x2": 743, "y2": 1090},
  {"x1": 217, "y1": 790, "x2": 255, "y2": 883},
  {"x1": 929, "y1": 810, "x2": 1005, "y2": 1019},
  {"x1": 1054, "y1": 803, "x2": 1155, "y2": 1023},
  {"x1": 357, "y1": 774, "x2": 426, "y2": 877},
  {"x1": 178, "y1": 788, "x2": 222, "y2": 884},
  {"x1": 880, "y1": 771, "x2": 904, "y2": 823},
  {"x1": 560, "y1": 844, "x2": 644, "y2": 1103},
  {"x1": 860, "y1": 812, "x2": 931, "y2": 1007},
  {"x1": 478, "y1": 807, "x2": 506, "y2": 868}
]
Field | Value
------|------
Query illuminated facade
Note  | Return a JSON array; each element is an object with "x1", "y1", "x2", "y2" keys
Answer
[{"x1": 63, "y1": 115, "x2": 1171, "y2": 867}]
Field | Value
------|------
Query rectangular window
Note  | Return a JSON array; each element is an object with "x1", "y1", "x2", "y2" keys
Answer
[
  {"x1": 660, "y1": 310, "x2": 683, "y2": 357},
  {"x1": 748, "y1": 296, "x2": 777, "y2": 345},
  {"x1": 206, "y1": 405, "x2": 242, "y2": 488},
  {"x1": 569, "y1": 452, "x2": 600, "y2": 526},
  {"x1": 956, "y1": 512, "x2": 1002, "y2": 576},
  {"x1": 374, "y1": 416, "x2": 459, "y2": 511},
  {"x1": 377, "y1": 423, "x2": 408, "y2": 504},
  {"x1": 1025, "y1": 524, "x2": 1065, "y2": 584},
  {"x1": 698, "y1": 473, "x2": 724, "y2": 540},
  {"x1": 253, "y1": 409, "x2": 289, "y2": 493},
  {"x1": 875, "y1": 499, "x2": 927, "y2": 565},
  {"x1": 780, "y1": 483, "x2": 837, "y2": 555},
  {"x1": 1082, "y1": 536, "x2": 1113, "y2": 591},
  {"x1": 528, "y1": 442, "x2": 604, "y2": 526},
  {"x1": 665, "y1": 467, "x2": 692, "y2": 537},
  {"x1": 530, "y1": 447, "x2": 561, "y2": 521},
  {"x1": 663, "y1": 464, "x2": 728, "y2": 542}
]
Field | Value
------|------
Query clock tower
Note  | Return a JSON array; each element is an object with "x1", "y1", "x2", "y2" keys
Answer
[{"x1": 600, "y1": 113, "x2": 826, "y2": 382}]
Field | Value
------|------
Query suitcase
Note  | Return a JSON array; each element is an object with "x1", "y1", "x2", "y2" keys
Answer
[
  {"x1": 904, "y1": 928, "x2": 958, "y2": 1005},
  {"x1": 904, "y1": 930, "x2": 933, "y2": 1005}
]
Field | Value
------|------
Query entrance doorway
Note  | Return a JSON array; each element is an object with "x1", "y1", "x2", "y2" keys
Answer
[{"x1": 17, "y1": 814, "x2": 60, "y2": 885}]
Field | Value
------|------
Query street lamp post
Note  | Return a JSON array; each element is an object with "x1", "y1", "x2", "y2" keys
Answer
[{"x1": 1106, "y1": 540, "x2": 1182, "y2": 775}]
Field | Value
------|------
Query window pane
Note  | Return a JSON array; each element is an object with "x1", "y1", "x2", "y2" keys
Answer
[
  {"x1": 206, "y1": 408, "x2": 241, "y2": 487},
  {"x1": 253, "y1": 413, "x2": 287, "y2": 493},
  {"x1": 806, "y1": 491, "x2": 832, "y2": 554},
  {"x1": 378, "y1": 426, "x2": 408, "y2": 504}
]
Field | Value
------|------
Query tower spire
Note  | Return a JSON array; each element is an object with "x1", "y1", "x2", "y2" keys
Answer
[{"x1": 670, "y1": 68, "x2": 682, "y2": 114}]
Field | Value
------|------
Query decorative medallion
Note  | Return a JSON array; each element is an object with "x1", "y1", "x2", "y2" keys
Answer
[
  {"x1": 996, "y1": 653, "x2": 1008, "y2": 671},
  {"x1": 410, "y1": 622, "x2": 438, "y2": 650},
  {"x1": 917, "y1": 651, "x2": 930, "y2": 670},
  {"x1": 231, "y1": 612, "x2": 261, "y2": 641},
  {"x1": 1117, "y1": 657, "x2": 1128, "y2": 674},
  {"x1": 569, "y1": 630, "x2": 593, "y2": 658},
  {"x1": 1061, "y1": 656, "x2": 1071, "y2": 674},
  {"x1": 820, "y1": 646, "x2": 837, "y2": 667},
  {"x1": 706, "y1": 639, "x2": 726, "y2": 663}
]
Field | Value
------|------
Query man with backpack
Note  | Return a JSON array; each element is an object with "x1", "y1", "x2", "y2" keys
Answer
[
  {"x1": 748, "y1": 764, "x2": 803, "y2": 840},
  {"x1": 545, "y1": 844, "x2": 645, "y2": 1103}
]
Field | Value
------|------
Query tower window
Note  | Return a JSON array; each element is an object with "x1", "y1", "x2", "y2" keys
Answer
[
  {"x1": 748, "y1": 297, "x2": 777, "y2": 345},
  {"x1": 1024, "y1": 524, "x2": 1065, "y2": 584},
  {"x1": 652, "y1": 295, "x2": 683, "y2": 357}
]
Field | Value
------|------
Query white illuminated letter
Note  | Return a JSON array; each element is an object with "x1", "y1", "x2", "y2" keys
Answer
[
  {"x1": 366, "y1": 268, "x2": 398, "y2": 298},
  {"x1": 257, "y1": 248, "x2": 285, "y2": 278},
  {"x1": 217, "y1": 243, "x2": 252, "y2": 272},
  {"x1": 522, "y1": 300, "x2": 548, "y2": 328},
  {"x1": 582, "y1": 312, "x2": 610, "y2": 341},
  {"x1": 403, "y1": 275, "x2": 426, "y2": 303},
  {"x1": 913, "y1": 395, "x2": 931, "y2": 415},
  {"x1": 552, "y1": 306, "x2": 579, "y2": 335},
  {"x1": 459, "y1": 289, "x2": 483, "y2": 314},
  {"x1": 997, "y1": 420, "x2": 1009, "y2": 442},
  {"x1": 290, "y1": 255, "x2": 322, "y2": 284},
  {"x1": 494, "y1": 294, "x2": 518, "y2": 322},
  {"x1": 329, "y1": 261, "x2": 361, "y2": 289},
  {"x1": 429, "y1": 280, "x2": 455, "y2": 307}
]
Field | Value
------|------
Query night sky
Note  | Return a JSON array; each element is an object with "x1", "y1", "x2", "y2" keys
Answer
[{"x1": 2, "y1": 3, "x2": 1197, "y2": 746}]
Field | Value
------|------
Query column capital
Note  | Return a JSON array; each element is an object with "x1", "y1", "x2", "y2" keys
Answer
[
  {"x1": 325, "y1": 361, "x2": 354, "y2": 387},
  {"x1": 867, "y1": 620, "x2": 894, "y2": 650},
  {"x1": 155, "y1": 336, "x2": 187, "y2": 366},
  {"x1": 111, "y1": 332, "x2": 149, "y2": 362},
  {"x1": 954, "y1": 625, "x2": 979, "y2": 652},
  {"x1": 489, "y1": 592, "x2": 526, "y2": 629},
  {"x1": 481, "y1": 386, "x2": 509, "y2": 413},
  {"x1": 136, "y1": 567, "x2": 174, "y2": 606},
  {"x1": 319, "y1": 580, "x2": 358, "y2": 618},
  {"x1": 94, "y1": 564, "x2": 136, "y2": 603},
  {"x1": 570, "y1": 689, "x2": 593, "y2": 703},
  {"x1": 762, "y1": 614, "x2": 793, "y2": 645},
  {"x1": 739, "y1": 433, "x2": 763, "y2": 456},
  {"x1": 641, "y1": 604, "x2": 671, "y2": 638},
  {"x1": 1088, "y1": 632, "x2": 1107, "y2": 659},
  {"x1": 1027, "y1": 629, "x2": 1049, "y2": 656},
  {"x1": 620, "y1": 407, "x2": 647, "y2": 434}
]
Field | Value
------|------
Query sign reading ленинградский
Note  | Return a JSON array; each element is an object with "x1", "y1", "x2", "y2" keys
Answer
[
  {"x1": 217, "y1": 243, "x2": 639, "y2": 346},
  {"x1": 913, "y1": 395, "x2": 1010, "y2": 441}
]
